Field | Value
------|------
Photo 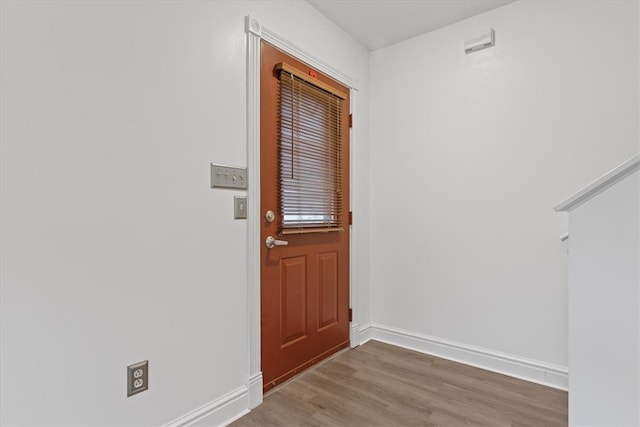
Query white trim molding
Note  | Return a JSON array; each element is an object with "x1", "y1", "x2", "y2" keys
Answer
[
  {"x1": 244, "y1": 13, "x2": 359, "y2": 414},
  {"x1": 350, "y1": 322, "x2": 361, "y2": 347},
  {"x1": 555, "y1": 153, "x2": 640, "y2": 212},
  {"x1": 246, "y1": 373, "x2": 263, "y2": 410},
  {"x1": 260, "y1": 27, "x2": 357, "y2": 90},
  {"x1": 363, "y1": 324, "x2": 569, "y2": 391},
  {"x1": 359, "y1": 323, "x2": 374, "y2": 344},
  {"x1": 348, "y1": 89, "x2": 361, "y2": 348},
  {"x1": 244, "y1": 14, "x2": 263, "y2": 411},
  {"x1": 163, "y1": 386, "x2": 249, "y2": 427}
]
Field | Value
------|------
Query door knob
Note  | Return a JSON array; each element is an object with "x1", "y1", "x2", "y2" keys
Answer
[{"x1": 265, "y1": 236, "x2": 289, "y2": 249}]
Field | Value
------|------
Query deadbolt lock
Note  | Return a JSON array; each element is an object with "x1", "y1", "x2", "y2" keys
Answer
[{"x1": 265, "y1": 210, "x2": 275, "y2": 223}]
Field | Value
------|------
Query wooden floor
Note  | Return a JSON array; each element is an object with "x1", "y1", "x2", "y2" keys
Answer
[{"x1": 231, "y1": 340, "x2": 567, "y2": 426}]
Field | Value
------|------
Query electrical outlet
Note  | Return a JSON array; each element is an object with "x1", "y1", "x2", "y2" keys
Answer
[{"x1": 127, "y1": 360, "x2": 148, "y2": 397}]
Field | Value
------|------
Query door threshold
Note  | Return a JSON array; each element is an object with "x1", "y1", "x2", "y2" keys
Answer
[{"x1": 264, "y1": 345, "x2": 351, "y2": 398}]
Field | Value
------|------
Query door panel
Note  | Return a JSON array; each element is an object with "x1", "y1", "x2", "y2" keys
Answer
[
  {"x1": 280, "y1": 256, "x2": 307, "y2": 346},
  {"x1": 318, "y1": 252, "x2": 339, "y2": 330},
  {"x1": 260, "y1": 41, "x2": 350, "y2": 392}
]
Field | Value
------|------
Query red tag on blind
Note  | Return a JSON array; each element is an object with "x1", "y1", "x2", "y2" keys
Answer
[{"x1": 309, "y1": 70, "x2": 317, "y2": 78}]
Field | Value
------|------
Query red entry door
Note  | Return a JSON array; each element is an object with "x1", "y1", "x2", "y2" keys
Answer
[{"x1": 260, "y1": 41, "x2": 350, "y2": 392}]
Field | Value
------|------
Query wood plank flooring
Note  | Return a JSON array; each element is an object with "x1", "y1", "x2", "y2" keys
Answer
[{"x1": 231, "y1": 340, "x2": 567, "y2": 426}]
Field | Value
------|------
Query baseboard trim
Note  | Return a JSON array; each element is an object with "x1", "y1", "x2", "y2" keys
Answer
[
  {"x1": 247, "y1": 373, "x2": 263, "y2": 409},
  {"x1": 366, "y1": 324, "x2": 568, "y2": 391},
  {"x1": 359, "y1": 323, "x2": 374, "y2": 344},
  {"x1": 350, "y1": 322, "x2": 361, "y2": 347},
  {"x1": 163, "y1": 386, "x2": 249, "y2": 427}
]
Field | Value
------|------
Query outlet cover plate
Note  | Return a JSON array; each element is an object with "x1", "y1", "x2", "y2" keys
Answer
[
  {"x1": 127, "y1": 360, "x2": 149, "y2": 397},
  {"x1": 211, "y1": 164, "x2": 247, "y2": 189}
]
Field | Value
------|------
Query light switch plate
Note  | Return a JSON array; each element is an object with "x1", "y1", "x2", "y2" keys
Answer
[
  {"x1": 211, "y1": 164, "x2": 247, "y2": 189},
  {"x1": 234, "y1": 196, "x2": 247, "y2": 219}
]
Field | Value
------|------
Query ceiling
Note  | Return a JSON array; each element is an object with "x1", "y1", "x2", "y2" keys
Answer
[{"x1": 308, "y1": 0, "x2": 517, "y2": 51}]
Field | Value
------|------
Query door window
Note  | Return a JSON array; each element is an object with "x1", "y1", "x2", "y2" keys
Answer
[{"x1": 277, "y1": 63, "x2": 346, "y2": 234}]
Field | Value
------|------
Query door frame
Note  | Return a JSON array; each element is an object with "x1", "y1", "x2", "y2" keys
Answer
[{"x1": 244, "y1": 15, "x2": 360, "y2": 409}]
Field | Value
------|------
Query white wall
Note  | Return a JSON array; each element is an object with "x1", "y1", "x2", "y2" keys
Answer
[
  {"x1": 0, "y1": 1, "x2": 369, "y2": 425},
  {"x1": 369, "y1": 0, "x2": 639, "y2": 371},
  {"x1": 567, "y1": 171, "x2": 639, "y2": 425}
]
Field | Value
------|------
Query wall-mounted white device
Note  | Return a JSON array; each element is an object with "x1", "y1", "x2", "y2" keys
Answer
[{"x1": 464, "y1": 29, "x2": 495, "y2": 54}]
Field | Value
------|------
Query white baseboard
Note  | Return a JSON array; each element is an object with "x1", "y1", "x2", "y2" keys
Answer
[
  {"x1": 247, "y1": 373, "x2": 263, "y2": 409},
  {"x1": 360, "y1": 323, "x2": 568, "y2": 391},
  {"x1": 359, "y1": 323, "x2": 374, "y2": 344},
  {"x1": 350, "y1": 322, "x2": 361, "y2": 347},
  {"x1": 163, "y1": 386, "x2": 249, "y2": 427}
]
